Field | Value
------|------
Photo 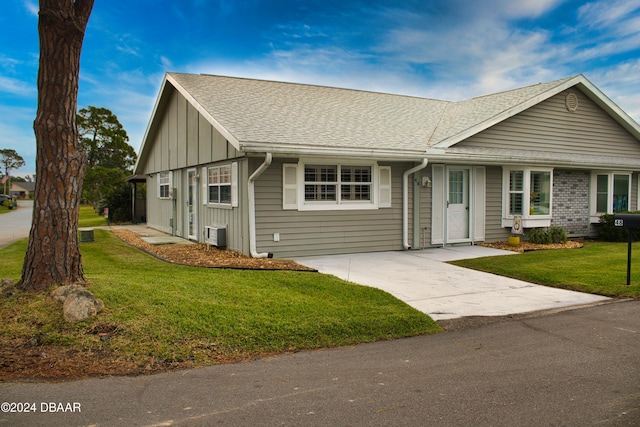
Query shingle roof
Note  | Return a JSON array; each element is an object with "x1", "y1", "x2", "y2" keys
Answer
[
  {"x1": 428, "y1": 76, "x2": 576, "y2": 146},
  {"x1": 150, "y1": 72, "x2": 640, "y2": 161},
  {"x1": 168, "y1": 73, "x2": 450, "y2": 152}
]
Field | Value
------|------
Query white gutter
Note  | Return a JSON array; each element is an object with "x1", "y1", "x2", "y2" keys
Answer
[
  {"x1": 248, "y1": 153, "x2": 273, "y2": 258},
  {"x1": 403, "y1": 158, "x2": 429, "y2": 250}
]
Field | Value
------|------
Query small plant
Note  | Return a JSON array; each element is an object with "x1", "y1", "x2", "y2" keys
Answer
[
  {"x1": 549, "y1": 226, "x2": 568, "y2": 244},
  {"x1": 528, "y1": 228, "x2": 552, "y2": 244}
]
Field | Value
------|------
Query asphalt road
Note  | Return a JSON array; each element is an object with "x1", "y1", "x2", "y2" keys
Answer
[
  {"x1": 1, "y1": 300, "x2": 639, "y2": 426},
  {"x1": 0, "y1": 200, "x2": 32, "y2": 248}
]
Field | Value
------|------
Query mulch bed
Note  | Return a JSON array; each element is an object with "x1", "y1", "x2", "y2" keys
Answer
[
  {"x1": 481, "y1": 240, "x2": 583, "y2": 253},
  {"x1": 111, "y1": 229, "x2": 316, "y2": 271}
]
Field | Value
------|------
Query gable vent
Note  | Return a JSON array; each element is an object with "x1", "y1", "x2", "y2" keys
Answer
[{"x1": 565, "y1": 92, "x2": 579, "y2": 112}]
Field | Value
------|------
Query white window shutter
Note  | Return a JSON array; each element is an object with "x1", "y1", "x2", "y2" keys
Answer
[
  {"x1": 473, "y1": 166, "x2": 486, "y2": 241},
  {"x1": 283, "y1": 163, "x2": 298, "y2": 210},
  {"x1": 201, "y1": 166, "x2": 207, "y2": 205},
  {"x1": 431, "y1": 164, "x2": 445, "y2": 245},
  {"x1": 378, "y1": 166, "x2": 392, "y2": 208},
  {"x1": 231, "y1": 162, "x2": 238, "y2": 207}
]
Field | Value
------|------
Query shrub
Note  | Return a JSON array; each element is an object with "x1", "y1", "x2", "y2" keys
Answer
[
  {"x1": 598, "y1": 213, "x2": 640, "y2": 242},
  {"x1": 528, "y1": 228, "x2": 552, "y2": 244},
  {"x1": 99, "y1": 181, "x2": 132, "y2": 223},
  {"x1": 549, "y1": 226, "x2": 567, "y2": 244}
]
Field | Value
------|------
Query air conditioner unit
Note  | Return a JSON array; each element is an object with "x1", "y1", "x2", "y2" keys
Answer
[{"x1": 205, "y1": 226, "x2": 227, "y2": 247}]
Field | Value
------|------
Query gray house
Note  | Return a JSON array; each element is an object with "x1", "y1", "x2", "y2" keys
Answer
[{"x1": 132, "y1": 73, "x2": 640, "y2": 258}]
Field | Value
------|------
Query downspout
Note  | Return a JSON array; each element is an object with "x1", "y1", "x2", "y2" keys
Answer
[
  {"x1": 403, "y1": 158, "x2": 429, "y2": 250},
  {"x1": 248, "y1": 153, "x2": 273, "y2": 258}
]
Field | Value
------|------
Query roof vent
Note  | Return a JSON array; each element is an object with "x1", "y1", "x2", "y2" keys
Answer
[{"x1": 565, "y1": 92, "x2": 579, "y2": 112}]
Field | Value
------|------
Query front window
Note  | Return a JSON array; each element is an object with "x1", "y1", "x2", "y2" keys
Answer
[
  {"x1": 504, "y1": 168, "x2": 553, "y2": 220},
  {"x1": 508, "y1": 170, "x2": 524, "y2": 215},
  {"x1": 208, "y1": 165, "x2": 232, "y2": 204},
  {"x1": 304, "y1": 164, "x2": 372, "y2": 204},
  {"x1": 593, "y1": 172, "x2": 630, "y2": 215},
  {"x1": 530, "y1": 171, "x2": 551, "y2": 215}
]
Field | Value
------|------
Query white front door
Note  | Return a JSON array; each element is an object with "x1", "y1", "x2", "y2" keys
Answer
[
  {"x1": 447, "y1": 167, "x2": 470, "y2": 242},
  {"x1": 187, "y1": 169, "x2": 198, "y2": 241}
]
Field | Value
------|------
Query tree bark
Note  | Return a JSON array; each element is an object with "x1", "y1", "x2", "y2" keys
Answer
[{"x1": 20, "y1": 0, "x2": 94, "y2": 292}]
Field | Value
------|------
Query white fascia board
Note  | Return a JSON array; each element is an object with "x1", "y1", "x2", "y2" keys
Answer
[
  {"x1": 431, "y1": 75, "x2": 589, "y2": 149},
  {"x1": 424, "y1": 149, "x2": 640, "y2": 171},
  {"x1": 165, "y1": 74, "x2": 242, "y2": 151},
  {"x1": 239, "y1": 142, "x2": 429, "y2": 161}
]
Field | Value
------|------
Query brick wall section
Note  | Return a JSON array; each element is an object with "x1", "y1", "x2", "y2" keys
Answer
[{"x1": 551, "y1": 170, "x2": 591, "y2": 235}]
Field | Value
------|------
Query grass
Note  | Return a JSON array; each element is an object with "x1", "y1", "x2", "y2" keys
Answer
[
  {"x1": 78, "y1": 205, "x2": 107, "y2": 227},
  {"x1": 0, "y1": 230, "x2": 440, "y2": 367},
  {"x1": 452, "y1": 241, "x2": 640, "y2": 299}
]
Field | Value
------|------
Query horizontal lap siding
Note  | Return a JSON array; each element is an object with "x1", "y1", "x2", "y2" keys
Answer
[
  {"x1": 459, "y1": 89, "x2": 640, "y2": 159},
  {"x1": 484, "y1": 166, "x2": 509, "y2": 242},
  {"x1": 254, "y1": 159, "x2": 406, "y2": 258}
]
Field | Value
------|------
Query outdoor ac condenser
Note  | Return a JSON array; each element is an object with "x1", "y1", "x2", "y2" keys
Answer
[{"x1": 205, "y1": 226, "x2": 227, "y2": 248}]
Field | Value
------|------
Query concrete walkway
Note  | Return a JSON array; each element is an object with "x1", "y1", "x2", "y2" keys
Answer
[{"x1": 297, "y1": 246, "x2": 610, "y2": 320}]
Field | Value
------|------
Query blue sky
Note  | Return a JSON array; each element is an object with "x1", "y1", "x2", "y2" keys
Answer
[{"x1": 2, "y1": 0, "x2": 640, "y2": 176}]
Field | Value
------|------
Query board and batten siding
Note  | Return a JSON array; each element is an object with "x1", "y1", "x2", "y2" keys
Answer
[
  {"x1": 458, "y1": 89, "x2": 640, "y2": 160},
  {"x1": 200, "y1": 158, "x2": 249, "y2": 254},
  {"x1": 139, "y1": 87, "x2": 241, "y2": 176},
  {"x1": 139, "y1": 86, "x2": 245, "y2": 241},
  {"x1": 253, "y1": 158, "x2": 410, "y2": 258},
  {"x1": 144, "y1": 173, "x2": 177, "y2": 235}
]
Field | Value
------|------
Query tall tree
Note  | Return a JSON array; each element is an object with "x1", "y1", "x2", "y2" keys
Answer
[
  {"x1": 77, "y1": 106, "x2": 136, "y2": 170},
  {"x1": 20, "y1": 0, "x2": 94, "y2": 292},
  {"x1": 0, "y1": 148, "x2": 26, "y2": 195}
]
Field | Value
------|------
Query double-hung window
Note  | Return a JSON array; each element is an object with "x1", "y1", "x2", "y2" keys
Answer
[
  {"x1": 208, "y1": 165, "x2": 232, "y2": 205},
  {"x1": 304, "y1": 164, "x2": 372, "y2": 204},
  {"x1": 591, "y1": 172, "x2": 631, "y2": 220},
  {"x1": 284, "y1": 160, "x2": 389, "y2": 211},
  {"x1": 158, "y1": 171, "x2": 172, "y2": 199},
  {"x1": 503, "y1": 167, "x2": 553, "y2": 227}
]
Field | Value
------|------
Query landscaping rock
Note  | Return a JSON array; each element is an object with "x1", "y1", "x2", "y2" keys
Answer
[{"x1": 51, "y1": 284, "x2": 104, "y2": 323}]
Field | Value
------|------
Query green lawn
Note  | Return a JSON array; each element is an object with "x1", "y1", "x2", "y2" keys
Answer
[
  {"x1": 78, "y1": 205, "x2": 108, "y2": 227},
  {"x1": 452, "y1": 241, "x2": 640, "y2": 298},
  {"x1": 0, "y1": 230, "x2": 440, "y2": 367}
]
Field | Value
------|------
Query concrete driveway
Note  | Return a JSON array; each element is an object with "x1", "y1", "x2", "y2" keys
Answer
[{"x1": 297, "y1": 246, "x2": 610, "y2": 320}]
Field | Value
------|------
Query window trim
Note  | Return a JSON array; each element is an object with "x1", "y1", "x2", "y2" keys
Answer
[
  {"x1": 501, "y1": 167, "x2": 553, "y2": 228},
  {"x1": 158, "y1": 171, "x2": 172, "y2": 200},
  {"x1": 284, "y1": 159, "x2": 385, "y2": 211},
  {"x1": 590, "y1": 171, "x2": 632, "y2": 222},
  {"x1": 205, "y1": 163, "x2": 238, "y2": 207}
]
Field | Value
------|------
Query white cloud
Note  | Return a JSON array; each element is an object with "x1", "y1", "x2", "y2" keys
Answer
[
  {"x1": 23, "y1": 0, "x2": 38, "y2": 16},
  {"x1": 0, "y1": 105, "x2": 37, "y2": 175},
  {"x1": 0, "y1": 75, "x2": 36, "y2": 97},
  {"x1": 587, "y1": 59, "x2": 640, "y2": 123},
  {"x1": 578, "y1": 0, "x2": 640, "y2": 32}
]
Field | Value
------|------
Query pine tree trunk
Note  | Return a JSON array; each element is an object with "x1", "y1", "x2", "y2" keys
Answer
[{"x1": 19, "y1": 0, "x2": 94, "y2": 292}]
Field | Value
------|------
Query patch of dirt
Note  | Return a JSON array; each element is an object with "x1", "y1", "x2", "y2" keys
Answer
[
  {"x1": 111, "y1": 229, "x2": 316, "y2": 271},
  {"x1": 481, "y1": 239, "x2": 583, "y2": 253}
]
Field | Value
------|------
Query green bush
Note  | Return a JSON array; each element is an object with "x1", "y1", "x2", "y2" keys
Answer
[
  {"x1": 528, "y1": 228, "x2": 552, "y2": 244},
  {"x1": 549, "y1": 226, "x2": 567, "y2": 244},
  {"x1": 598, "y1": 213, "x2": 640, "y2": 242}
]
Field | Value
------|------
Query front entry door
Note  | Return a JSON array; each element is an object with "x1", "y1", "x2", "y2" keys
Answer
[
  {"x1": 447, "y1": 167, "x2": 470, "y2": 242},
  {"x1": 187, "y1": 169, "x2": 198, "y2": 241}
]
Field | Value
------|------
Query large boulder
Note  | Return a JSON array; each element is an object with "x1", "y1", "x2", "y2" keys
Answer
[{"x1": 51, "y1": 284, "x2": 104, "y2": 323}]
